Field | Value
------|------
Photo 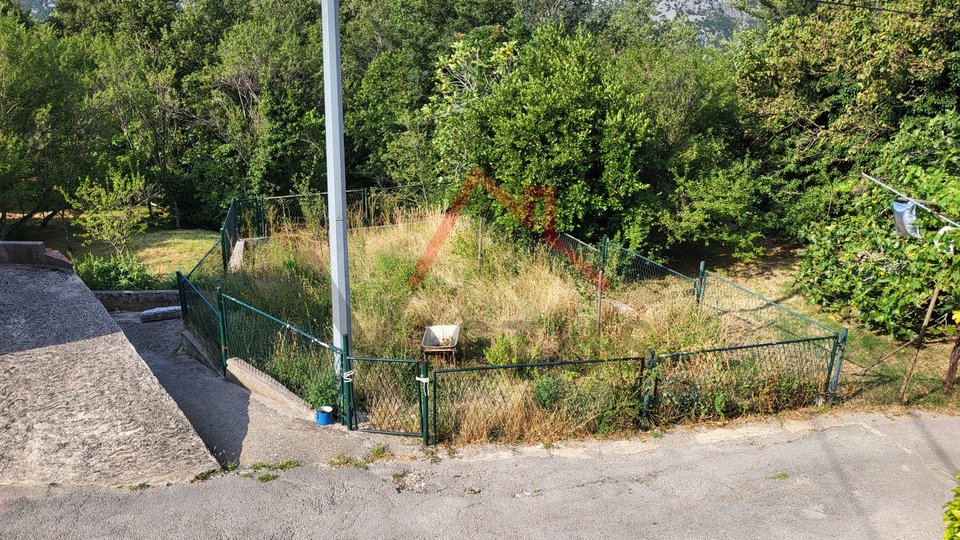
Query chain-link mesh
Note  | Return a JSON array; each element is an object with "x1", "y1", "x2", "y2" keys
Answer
[
  {"x1": 701, "y1": 271, "x2": 836, "y2": 344},
  {"x1": 432, "y1": 357, "x2": 649, "y2": 443},
  {"x1": 222, "y1": 294, "x2": 339, "y2": 411},
  {"x1": 835, "y1": 335, "x2": 948, "y2": 405},
  {"x1": 351, "y1": 358, "x2": 421, "y2": 435},
  {"x1": 186, "y1": 239, "x2": 224, "y2": 291},
  {"x1": 178, "y1": 272, "x2": 222, "y2": 373},
  {"x1": 263, "y1": 190, "x2": 366, "y2": 235},
  {"x1": 652, "y1": 337, "x2": 835, "y2": 424},
  {"x1": 263, "y1": 183, "x2": 451, "y2": 236},
  {"x1": 602, "y1": 242, "x2": 697, "y2": 314},
  {"x1": 222, "y1": 198, "x2": 238, "y2": 267},
  {"x1": 365, "y1": 183, "x2": 449, "y2": 227},
  {"x1": 548, "y1": 232, "x2": 605, "y2": 287},
  {"x1": 222, "y1": 198, "x2": 265, "y2": 266}
]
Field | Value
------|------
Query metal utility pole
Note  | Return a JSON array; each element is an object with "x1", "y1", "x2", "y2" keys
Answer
[{"x1": 321, "y1": 0, "x2": 352, "y2": 362}]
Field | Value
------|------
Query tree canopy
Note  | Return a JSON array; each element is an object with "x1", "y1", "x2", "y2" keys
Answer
[{"x1": 2, "y1": 0, "x2": 960, "y2": 337}]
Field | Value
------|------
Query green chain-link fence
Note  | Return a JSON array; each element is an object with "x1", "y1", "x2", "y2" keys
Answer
[
  {"x1": 432, "y1": 355, "x2": 653, "y2": 443},
  {"x1": 262, "y1": 182, "x2": 451, "y2": 236},
  {"x1": 699, "y1": 270, "x2": 837, "y2": 343},
  {"x1": 349, "y1": 357, "x2": 423, "y2": 437},
  {"x1": 176, "y1": 188, "x2": 846, "y2": 445},
  {"x1": 220, "y1": 293, "x2": 340, "y2": 412},
  {"x1": 177, "y1": 270, "x2": 223, "y2": 375},
  {"x1": 186, "y1": 238, "x2": 224, "y2": 291},
  {"x1": 651, "y1": 336, "x2": 838, "y2": 425}
]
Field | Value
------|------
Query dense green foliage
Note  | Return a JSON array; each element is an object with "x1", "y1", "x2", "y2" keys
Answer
[
  {"x1": 797, "y1": 112, "x2": 960, "y2": 339},
  {"x1": 778, "y1": 4, "x2": 960, "y2": 338},
  {"x1": 60, "y1": 167, "x2": 150, "y2": 254},
  {"x1": 74, "y1": 253, "x2": 157, "y2": 290},
  {"x1": 947, "y1": 475, "x2": 960, "y2": 540},
  {"x1": 3, "y1": 0, "x2": 960, "y2": 337}
]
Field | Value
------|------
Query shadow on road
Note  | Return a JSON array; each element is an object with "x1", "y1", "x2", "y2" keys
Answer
[
  {"x1": 814, "y1": 429, "x2": 883, "y2": 538},
  {"x1": 118, "y1": 316, "x2": 251, "y2": 465},
  {"x1": 909, "y1": 414, "x2": 958, "y2": 475}
]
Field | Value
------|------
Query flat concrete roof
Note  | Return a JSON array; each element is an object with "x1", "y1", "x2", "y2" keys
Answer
[{"x1": 0, "y1": 266, "x2": 217, "y2": 486}]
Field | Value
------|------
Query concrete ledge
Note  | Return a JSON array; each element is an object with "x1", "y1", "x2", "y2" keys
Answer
[
  {"x1": 180, "y1": 328, "x2": 222, "y2": 374},
  {"x1": 226, "y1": 357, "x2": 314, "y2": 421},
  {"x1": 141, "y1": 306, "x2": 182, "y2": 322},
  {"x1": 228, "y1": 237, "x2": 268, "y2": 271},
  {"x1": 96, "y1": 290, "x2": 179, "y2": 312},
  {"x1": 180, "y1": 328, "x2": 314, "y2": 421},
  {"x1": 0, "y1": 241, "x2": 72, "y2": 270}
]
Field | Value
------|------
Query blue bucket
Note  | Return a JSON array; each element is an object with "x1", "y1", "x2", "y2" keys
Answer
[{"x1": 315, "y1": 406, "x2": 334, "y2": 426}]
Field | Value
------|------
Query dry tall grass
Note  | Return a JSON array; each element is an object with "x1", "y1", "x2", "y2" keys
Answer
[{"x1": 229, "y1": 209, "x2": 830, "y2": 442}]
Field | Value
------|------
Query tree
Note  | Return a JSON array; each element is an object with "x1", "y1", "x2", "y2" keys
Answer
[
  {"x1": 91, "y1": 33, "x2": 183, "y2": 223},
  {"x1": 194, "y1": 0, "x2": 325, "y2": 198},
  {"x1": 61, "y1": 168, "x2": 150, "y2": 255},
  {"x1": 614, "y1": 20, "x2": 758, "y2": 256},
  {"x1": 50, "y1": 0, "x2": 177, "y2": 43},
  {"x1": 428, "y1": 24, "x2": 656, "y2": 245},
  {"x1": 735, "y1": 0, "x2": 960, "y2": 239},
  {"x1": 0, "y1": 0, "x2": 34, "y2": 26},
  {"x1": 0, "y1": 14, "x2": 96, "y2": 239}
]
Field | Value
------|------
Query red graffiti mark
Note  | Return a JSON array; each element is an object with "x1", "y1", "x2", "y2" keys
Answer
[{"x1": 409, "y1": 167, "x2": 608, "y2": 291}]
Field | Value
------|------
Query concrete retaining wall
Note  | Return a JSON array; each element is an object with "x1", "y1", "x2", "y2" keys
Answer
[
  {"x1": 95, "y1": 290, "x2": 179, "y2": 312},
  {"x1": 180, "y1": 329, "x2": 314, "y2": 421},
  {"x1": 228, "y1": 237, "x2": 268, "y2": 271},
  {"x1": 180, "y1": 329, "x2": 222, "y2": 374},
  {"x1": 0, "y1": 241, "x2": 72, "y2": 270},
  {"x1": 226, "y1": 358, "x2": 314, "y2": 420}
]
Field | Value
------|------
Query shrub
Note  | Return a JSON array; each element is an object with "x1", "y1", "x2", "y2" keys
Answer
[
  {"x1": 304, "y1": 365, "x2": 339, "y2": 410},
  {"x1": 484, "y1": 335, "x2": 520, "y2": 365},
  {"x1": 74, "y1": 253, "x2": 156, "y2": 290},
  {"x1": 946, "y1": 476, "x2": 960, "y2": 539},
  {"x1": 533, "y1": 375, "x2": 565, "y2": 410}
]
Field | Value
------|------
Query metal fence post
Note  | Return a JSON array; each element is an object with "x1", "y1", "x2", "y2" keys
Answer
[
  {"x1": 259, "y1": 197, "x2": 266, "y2": 237},
  {"x1": 596, "y1": 237, "x2": 608, "y2": 329},
  {"x1": 216, "y1": 287, "x2": 229, "y2": 378},
  {"x1": 363, "y1": 188, "x2": 371, "y2": 227},
  {"x1": 419, "y1": 360, "x2": 429, "y2": 445},
  {"x1": 431, "y1": 376, "x2": 438, "y2": 445},
  {"x1": 341, "y1": 334, "x2": 354, "y2": 430},
  {"x1": 695, "y1": 261, "x2": 706, "y2": 305},
  {"x1": 176, "y1": 271, "x2": 187, "y2": 320},
  {"x1": 220, "y1": 227, "x2": 228, "y2": 273},
  {"x1": 828, "y1": 328, "x2": 848, "y2": 402},
  {"x1": 640, "y1": 350, "x2": 657, "y2": 430}
]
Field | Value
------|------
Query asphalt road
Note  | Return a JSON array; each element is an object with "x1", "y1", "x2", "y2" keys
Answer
[{"x1": 0, "y1": 410, "x2": 956, "y2": 539}]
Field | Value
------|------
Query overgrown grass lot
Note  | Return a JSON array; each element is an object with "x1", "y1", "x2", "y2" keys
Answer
[
  {"x1": 208, "y1": 212, "x2": 836, "y2": 443},
  {"x1": 231, "y1": 214, "x2": 734, "y2": 363}
]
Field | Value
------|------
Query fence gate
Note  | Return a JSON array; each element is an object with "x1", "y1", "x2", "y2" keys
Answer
[{"x1": 348, "y1": 357, "x2": 425, "y2": 438}]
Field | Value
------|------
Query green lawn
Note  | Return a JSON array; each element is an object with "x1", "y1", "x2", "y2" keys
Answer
[{"x1": 6, "y1": 216, "x2": 219, "y2": 283}]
